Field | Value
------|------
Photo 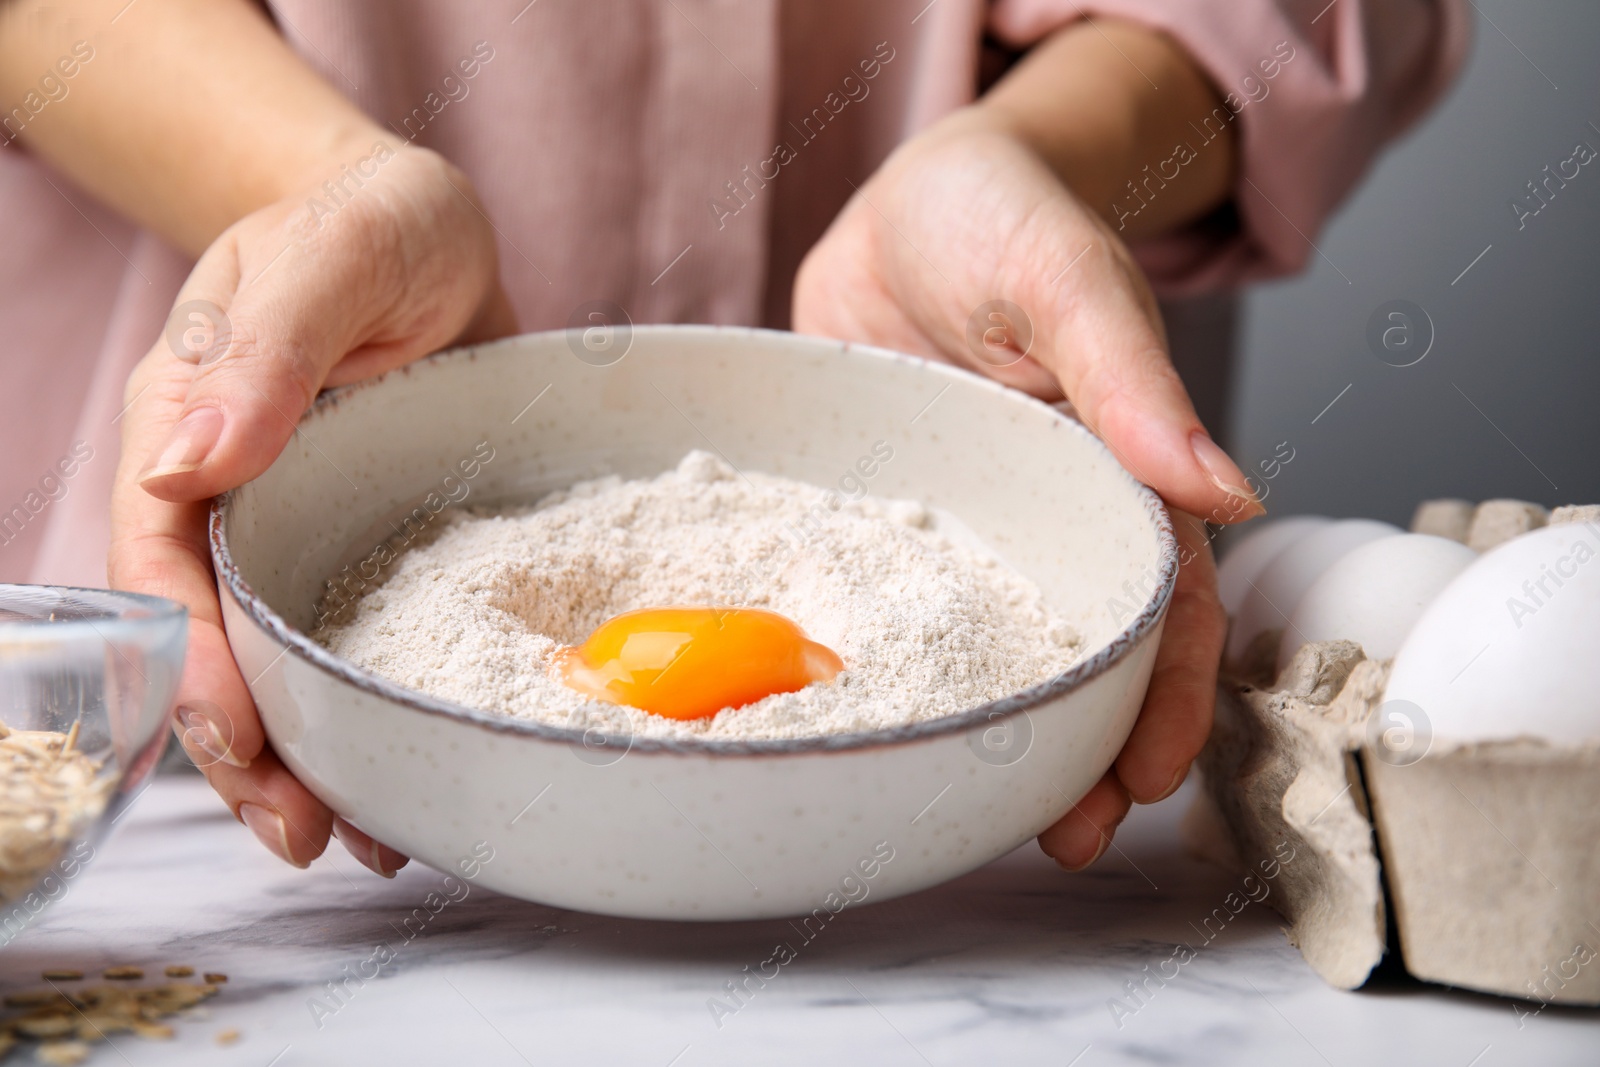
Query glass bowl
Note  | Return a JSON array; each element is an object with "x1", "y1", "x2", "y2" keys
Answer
[{"x1": 0, "y1": 585, "x2": 186, "y2": 945}]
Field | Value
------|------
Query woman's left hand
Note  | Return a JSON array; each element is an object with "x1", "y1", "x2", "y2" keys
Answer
[{"x1": 793, "y1": 108, "x2": 1242, "y2": 870}]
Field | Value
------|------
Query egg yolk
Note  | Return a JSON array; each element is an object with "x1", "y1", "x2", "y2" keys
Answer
[{"x1": 554, "y1": 607, "x2": 843, "y2": 720}]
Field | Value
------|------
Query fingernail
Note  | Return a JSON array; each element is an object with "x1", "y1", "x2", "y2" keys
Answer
[
  {"x1": 1142, "y1": 765, "x2": 1188, "y2": 805},
  {"x1": 332, "y1": 820, "x2": 398, "y2": 878},
  {"x1": 140, "y1": 407, "x2": 224, "y2": 484},
  {"x1": 176, "y1": 704, "x2": 249, "y2": 768},
  {"x1": 1057, "y1": 834, "x2": 1111, "y2": 873},
  {"x1": 1190, "y1": 431, "x2": 1265, "y2": 519},
  {"x1": 239, "y1": 802, "x2": 307, "y2": 868}
]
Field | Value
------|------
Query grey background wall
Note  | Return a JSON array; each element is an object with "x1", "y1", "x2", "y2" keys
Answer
[{"x1": 1227, "y1": 0, "x2": 1600, "y2": 528}]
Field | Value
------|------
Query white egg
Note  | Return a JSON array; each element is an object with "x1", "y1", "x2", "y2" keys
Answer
[
  {"x1": 1276, "y1": 533, "x2": 1477, "y2": 673},
  {"x1": 1227, "y1": 519, "x2": 1402, "y2": 665},
  {"x1": 1385, "y1": 522, "x2": 1600, "y2": 744},
  {"x1": 1217, "y1": 516, "x2": 1330, "y2": 616}
]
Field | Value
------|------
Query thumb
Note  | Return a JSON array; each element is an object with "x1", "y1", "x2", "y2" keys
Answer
[
  {"x1": 1024, "y1": 234, "x2": 1264, "y2": 524},
  {"x1": 137, "y1": 203, "x2": 487, "y2": 502}
]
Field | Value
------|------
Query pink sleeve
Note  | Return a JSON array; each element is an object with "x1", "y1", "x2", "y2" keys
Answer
[{"x1": 988, "y1": 0, "x2": 1472, "y2": 292}]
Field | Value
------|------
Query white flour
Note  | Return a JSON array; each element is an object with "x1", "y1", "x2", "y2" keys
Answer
[{"x1": 316, "y1": 451, "x2": 1082, "y2": 741}]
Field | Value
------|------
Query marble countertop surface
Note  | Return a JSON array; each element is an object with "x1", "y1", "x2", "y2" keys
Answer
[{"x1": 3, "y1": 774, "x2": 1595, "y2": 1066}]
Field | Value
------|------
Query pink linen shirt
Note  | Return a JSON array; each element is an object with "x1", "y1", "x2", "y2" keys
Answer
[{"x1": 0, "y1": 0, "x2": 1468, "y2": 587}]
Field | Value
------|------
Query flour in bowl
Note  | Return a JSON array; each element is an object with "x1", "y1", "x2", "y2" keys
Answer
[{"x1": 314, "y1": 451, "x2": 1082, "y2": 741}]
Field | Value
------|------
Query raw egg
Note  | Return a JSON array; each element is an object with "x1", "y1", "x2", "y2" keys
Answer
[{"x1": 554, "y1": 607, "x2": 843, "y2": 720}]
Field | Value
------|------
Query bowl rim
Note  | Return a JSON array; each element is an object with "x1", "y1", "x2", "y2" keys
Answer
[
  {"x1": 0, "y1": 584, "x2": 188, "y2": 641},
  {"x1": 210, "y1": 325, "x2": 1179, "y2": 757}
]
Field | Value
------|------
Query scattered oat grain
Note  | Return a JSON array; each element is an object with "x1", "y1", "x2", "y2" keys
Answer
[
  {"x1": 15, "y1": 1014, "x2": 73, "y2": 1038},
  {"x1": 3, "y1": 992, "x2": 60, "y2": 1009},
  {"x1": 0, "y1": 978, "x2": 222, "y2": 1058},
  {"x1": 35, "y1": 1039, "x2": 90, "y2": 1066},
  {"x1": 131, "y1": 1020, "x2": 174, "y2": 1040}
]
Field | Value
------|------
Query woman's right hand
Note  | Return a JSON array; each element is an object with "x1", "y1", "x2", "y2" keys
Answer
[{"x1": 110, "y1": 142, "x2": 517, "y2": 872}]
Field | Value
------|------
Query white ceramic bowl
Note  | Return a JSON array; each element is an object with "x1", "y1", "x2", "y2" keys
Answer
[{"x1": 213, "y1": 326, "x2": 1175, "y2": 920}]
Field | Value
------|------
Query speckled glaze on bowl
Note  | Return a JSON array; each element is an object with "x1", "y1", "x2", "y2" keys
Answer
[{"x1": 213, "y1": 326, "x2": 1176, "y2": 920}]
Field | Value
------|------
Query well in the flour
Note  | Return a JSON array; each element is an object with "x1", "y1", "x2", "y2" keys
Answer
[{"x1": 315, "y1": 451, "x2": 1083, "y2": 741}]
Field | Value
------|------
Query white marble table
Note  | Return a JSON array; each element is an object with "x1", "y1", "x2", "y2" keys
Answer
[{"x1": 4, "y1": 775, "x2": 1595, "y2": 1066}]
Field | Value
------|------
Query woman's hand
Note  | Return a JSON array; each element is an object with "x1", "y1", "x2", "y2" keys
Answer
[
  {"x1": 793, "y1": 22, "x2": 1255, "y2": 870},
  {"x1": 110, "y1": 143, "x2": 516, "y2": 871},
  {"x1": 7, "y1": 0, "x2": 517, "y2": 869}
]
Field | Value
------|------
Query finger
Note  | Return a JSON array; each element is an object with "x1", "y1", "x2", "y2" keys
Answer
[
  {"x1": 460, "y1": 281, "x2": 521, "y2": 346},
  {"x1": 1019, "y1": 226, "x2": 1263, "y2": 523},
  {"x1": 895, "y1": 141, "x2": 1260, "y2": 520},
  {"x1": 168, "y1": 616, "x2": 265, "y2": 771},
  {"x1": 119, "y1": 484, "x2": 336, "y2": 868},
  {"x1": 139, "y1": 173, "x2": 497, "y2": 501},
  {"x1": 119, "y1": 488, "x2": 337, "y2": 868},
  {"x1": 113, "y1": 357, "x2": 267, "y2": 768},
  {"x1": 795, "y1": 192, "x2": 1068, "y2": 400},
  {"x1": 800, "y1": 127, "x2": 1261, "y2": 519},
  {"x1": 791, "y1": 210, "x2": 956, "y2": 364},
  {"x1": 135, "y1": 221, "x2": 400, "y2": 499},
  {"x1": 203, "y1": 752, "x2": 336, "y2": 868},
  {"x1": 1114, "y1": 509, "x2": 1225, "y2": 803},
  {"x1": 112, "y1": 354, "x2": 336, "y2": 867},
  {"x1": 332, "y1": 818, "x2": 411, "y2": 878},
  {"x1": 326, "y1": 279, "x2": 520, "y2": 388},
  {"x1": 926, "y1": 185, "x2": 1261, "y2": 519},
  {"x1": 969, "y1": 353, "x2": 1065, "y2": 400},
  {"x1": 1037, "y1": 769, "x2": 1132, "y2": 871}
]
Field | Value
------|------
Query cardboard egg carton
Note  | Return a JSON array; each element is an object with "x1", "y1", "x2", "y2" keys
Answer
[{"x1": 1187, "y1": 500, "x2": 1600, "y2": 1005}]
